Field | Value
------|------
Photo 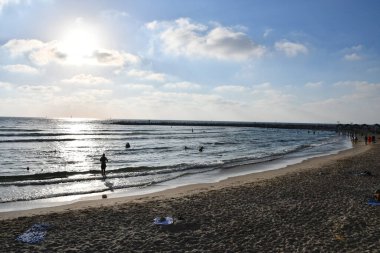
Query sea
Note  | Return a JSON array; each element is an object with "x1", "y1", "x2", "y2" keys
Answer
[{"x1": 0, "y1": 117, "x2": 352, "y2": 212}]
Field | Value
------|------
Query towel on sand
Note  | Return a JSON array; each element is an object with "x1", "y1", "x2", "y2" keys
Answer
[
  {"x1": 16, "y1": 223, "x2": 52, "y2": 244},
  {"x1": 153, "y1": 217, "x2": 174, "y2": 225},
  {"x1": 368, "y1": 199, "x2": 380, "y2": 206}
]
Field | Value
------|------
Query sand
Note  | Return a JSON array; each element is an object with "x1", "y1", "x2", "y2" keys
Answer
[{"x1": 1, "y1": 141, "x2": 379, "y2": 252}]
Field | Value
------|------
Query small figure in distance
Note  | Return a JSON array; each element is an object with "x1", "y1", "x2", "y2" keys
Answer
[
  {"x1": 100, "y1": 153, "x2": 108, "y2": 178},
  {"x1": 199, "y1": 146, "x2": 204, "y2": 152},
  {"x1": 125, "y1": 142, "x2": 131, "y2": 148},
  {"x1": 184, "y1": 146, "x2": 189, "y2": 150}
]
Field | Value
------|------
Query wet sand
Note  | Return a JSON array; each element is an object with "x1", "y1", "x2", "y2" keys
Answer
[{"x1": 1, "y1": 141, "x2": 379, "y2": 252}]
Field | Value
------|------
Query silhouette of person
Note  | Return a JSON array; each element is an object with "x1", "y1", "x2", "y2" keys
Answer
[{"x1": 100, "y1": 153, "x2": 108, "y2": 177}]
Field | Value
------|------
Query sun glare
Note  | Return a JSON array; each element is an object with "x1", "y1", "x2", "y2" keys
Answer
[{"x1": 58, "y1": 24, "x2": 101, "y2": 65}]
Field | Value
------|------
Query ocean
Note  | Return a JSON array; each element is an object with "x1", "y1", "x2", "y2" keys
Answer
[{"x1": 0, "y1": 117, "x2": 351, "y2": 211}]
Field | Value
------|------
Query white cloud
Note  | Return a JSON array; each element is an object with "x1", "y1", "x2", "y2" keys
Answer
[
  {"x1": 0, "y1": 0, "x2": 29, "y2": 12},
  {"x1": 2, "y1": 64, "x2": 39, "y2": 74},
  {"x1": 0, "y1": 81, "x2": 13, "y2": 89},
  {"x1": 2, "y1": 39, "x2": 45, "y2": 56},
  {"x1": 163, "y1": 81, "x2": 201, "y2": 90},
  {"x1": 305, "y1": 81, "x2": 322, "y2": 88},
  {"x1": 263, "y1": 28, "x2": 273, "y2": 38},
  {"x1": 275, "y1": 40, "x2": 308, "y2": 57},
  {"x1": 93, "y1": 49, "x2": 140, "y2": 67},
  {"x1": 62, "y1": 74, "x2": 112, "y2": 85},
  {"x1": 123, "y1": 83, "x2": 155, "y2": 91},
  {"x1": 252, "y1": 82, "x2": 272, "y2": 89},
  {"x1": 2, "y1": 39, "x2": 140, "y2": 67},
  {"x1": 74, "y1": 89, "x2": 113, "y2": 99},
  {"x1": 214, "y1": 85, "x2": 247, "y2": 93},
  {"x1": 351, "y1": 45, "x2": 363, "y2": 51},
  {"x1": 344, "y1": 53, "x2": 362, "y2": 61},
  {"x1": 29, "y1": 41, "x2": 67, "y2": 65},
  {"x1": 2, "y1": 39, "x2": 67, "y2": 65},
  {"x1": 101, "y1": 9, "x2": 129, "y2": 19},
  {"x1": 17, "y1": 85, "x2": 61, "y2": 93},
  {"x1": 127, "y1": 69, "x2": 167, "y2": 82},
  {"x1": 334, "y1": 81, "x2": 380, "y2": 93},
  {"x1": 147, "y1": 18, "x2": 266, "y2": 61}
]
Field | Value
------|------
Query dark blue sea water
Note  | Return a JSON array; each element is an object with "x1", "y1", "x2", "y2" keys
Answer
[{"x1": 0, "y1": 117, "x2": 351, "y2": 210}]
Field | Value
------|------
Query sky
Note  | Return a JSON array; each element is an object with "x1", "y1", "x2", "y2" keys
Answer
[{"x1": 0, "y1": 0, "x2": 379, "y2": 124}]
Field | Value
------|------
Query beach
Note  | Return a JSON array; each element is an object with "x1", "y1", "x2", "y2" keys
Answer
[{"x1": 1, "y1": 141, "x2": 379, "y2": 252}]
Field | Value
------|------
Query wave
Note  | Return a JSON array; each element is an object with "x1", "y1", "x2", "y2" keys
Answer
[
  {"x1": 0, "y1": 162, "x2": 219, "y2": 186},
  {"x1": 0, "y1": 138, "x2": 77, "y2": 143},
  {"x1": 0, "y1": 128, "x2": 42, "y2": 132},
  {"x1": 0, "y1": 169, "x2": 213, "y2": 203}
]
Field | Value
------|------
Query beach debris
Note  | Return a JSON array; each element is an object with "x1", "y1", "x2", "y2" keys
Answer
[
  {"x1": 353, "y1": 170, "x2": 373, "y2": 176},
  {"x1": 16, "y1": 223, "x2": 52, "y2": 244},
  {"x1": 153, "y1": 216, "x2": 174, "y2": 225},
  {"x1": 334, "y1": 234, "x2": 345, "y2": 241},
  {"x1": 102, "y1": 194, "x2": 107, "y2": 199}
]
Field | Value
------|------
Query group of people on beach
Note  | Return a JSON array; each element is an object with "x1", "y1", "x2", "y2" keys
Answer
[
  {"x1": 364, "y1": 135, "x2": 376, "y2": 144},
  {"x1": 350, "y1": 134, "x2": 376, "y2": 145}
]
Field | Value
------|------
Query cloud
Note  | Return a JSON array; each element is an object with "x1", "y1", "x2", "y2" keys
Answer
[
  {"x1": 344, "y1": 53, "x2": 362, "y2": 61},
  {"x1": 334, "y1": 81, "x2": 380, "y2": 93},
  {"x1": 93, "y1": 49, "x2": 140, "y2": 67},
  {"x1": 73, "y1": 89, "x2": 113, "y2": 99},
  {"x1": 0, "y1": 81, "x2": 13, "y2": 89},
  {"x1": 342, "y1": 44, "x2": 364, "y2": 61},
  {"x1": 305, "y1": 81, "x2": 322, "y2": 88},
  {"x1": 2, "y1": 39, "x2": 45, "y2": 56},
  {"x1": 17, "y1": 85, "x2": 61, "y2": 93},
  {"x1": 123, "y1": 83, "x2": 155, "y2": 91},
  {"x1": 0, "y1": 0, "x2": 29, "y2": 12},
  {"x1": 263, "y1": 28, "x2": 273, "y2": 38},
  {"x1": 62, "y1": 74, "x2": 112, "y2": 85},
  {"x1": 146, "y1": 18, "x2": 266, "y2": 61},
  {"x1": 127, "y1": 69, "x2": 167, "y2": 82},
  {"x1": 2, "y1": 64, "x2": 39, "y2": 74},
  {"x1": 101, "y1": 9, "x2": 129, "y2": 19},
  {"x1": 275, "y1": 40, "x2": 308, "y2": 57},
  {"x1": 163, "y1": 81, "x2": 201, "y2": 90},
  {"x1": 2, "y1": 39, "x2": 67, "y2": 65},
  {"x1": 29, "y1": 41, "x2": 67, "y2": 65},
  {"x1": 2, "y1": 39, "x2": 140, "y2": 67},
  {"x1": 214, "y1": 85, "x2": 247, "y2": 93}
]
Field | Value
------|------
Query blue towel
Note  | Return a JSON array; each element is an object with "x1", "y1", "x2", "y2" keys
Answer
[
  {"x1": 16, "y1": 223, "x2": 51, "y2": 244},
  {"x1": 153, "y1": 217, "x2": 174, "y2": 225},
  {"x1": 368, "y1": 200, "x2": 380, "y2": 206}
]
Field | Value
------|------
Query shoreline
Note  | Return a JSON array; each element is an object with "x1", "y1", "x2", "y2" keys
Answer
[
  {"x1": 1, "y1": 142, "x2": 379, "y2": 251},
  {"x1": 0, "y1": 139, "x2": 365, "y2": 220}
]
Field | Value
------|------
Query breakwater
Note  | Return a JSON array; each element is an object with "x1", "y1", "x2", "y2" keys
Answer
[
  {"x1": 108, "y1": 119, "x2": 337, "y2": 131},
  {"x1": 108, "y1": 120, "x2": 380, "y2": 133}
]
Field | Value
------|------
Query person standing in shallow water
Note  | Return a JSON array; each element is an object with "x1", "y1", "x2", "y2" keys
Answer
[{"x1": 100, "y1": 153, "x2": 108, "y2": 177}]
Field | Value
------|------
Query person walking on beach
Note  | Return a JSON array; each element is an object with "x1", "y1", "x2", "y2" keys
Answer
[{"x1": 100, "y1": 153, "x2": 108, "y2": 177}]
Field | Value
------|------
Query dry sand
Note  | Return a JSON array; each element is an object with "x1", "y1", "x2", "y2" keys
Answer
[{"x1": 1, "y1": 141, "x2": 379, "y2": 252}]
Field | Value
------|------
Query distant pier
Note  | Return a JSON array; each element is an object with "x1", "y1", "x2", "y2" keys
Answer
[{"x1": 107, "y1": 119, "x2": 379, "y2": 132}]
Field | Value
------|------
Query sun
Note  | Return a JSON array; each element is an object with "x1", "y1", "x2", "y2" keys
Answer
[{"x1": 58, "y1": 24, "x2": 101, "y2": 65}]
